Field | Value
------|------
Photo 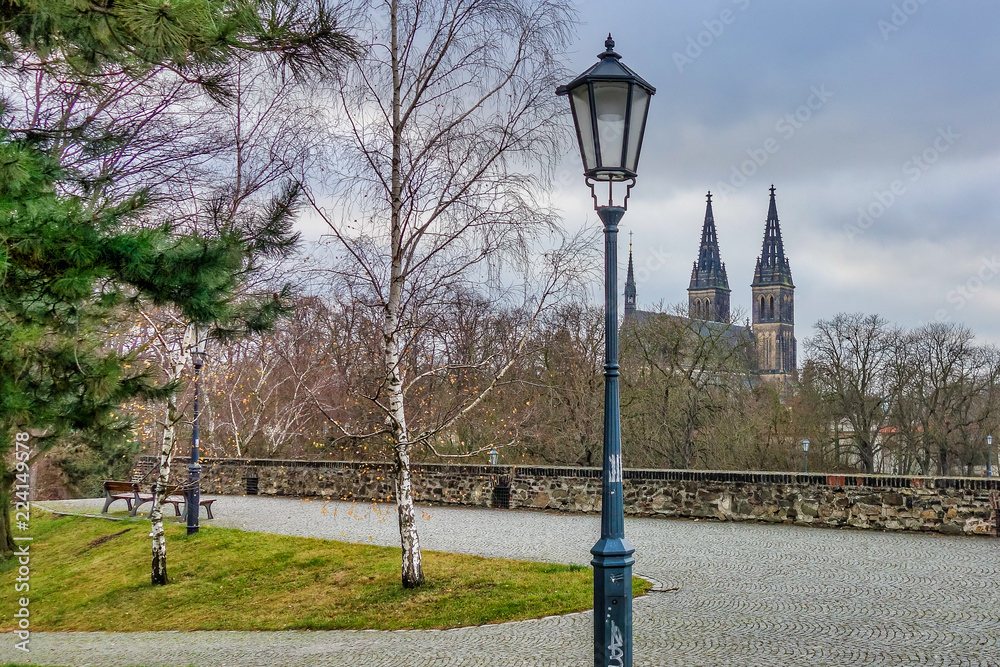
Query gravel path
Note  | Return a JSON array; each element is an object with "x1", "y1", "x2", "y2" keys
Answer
[{"x1": 4, "y1": 495, "x2": 999, "y2": 666}]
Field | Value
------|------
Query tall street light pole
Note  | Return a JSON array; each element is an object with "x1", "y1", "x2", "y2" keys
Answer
[
  {"x1": 988, "y1": 435, "x2": 993, "y2": 478},
  {"x1": 558, "y1": 34, "x2": 654, "y2": 667},
  {"x1": 186, "y1": 325, "x2": 208, "y2": 535},
  {"x1": 802, "y1": 439, "x2": 810, "y2": 474}
]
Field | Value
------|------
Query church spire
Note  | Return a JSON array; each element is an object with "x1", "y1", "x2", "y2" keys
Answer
[
  {"x1": 687, "y1": 191, "x2": 731, "y2": 322},
  {"x1": 753, "y1": 185, "x2": 793, "y2": 287},
  {"x1": 688, "y1": 191, "x2": 730, "y2": 291},
  {"x1": 750, "y1": 185, "x2": 796, "y2": 381},
  {"x1": 624, "y1": 231, "x2": 636, "y2": 318}
]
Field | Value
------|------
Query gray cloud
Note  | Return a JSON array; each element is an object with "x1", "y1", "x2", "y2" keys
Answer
[{"x1": 559, "y1": 0, "x2": 1000, "y2": 341}]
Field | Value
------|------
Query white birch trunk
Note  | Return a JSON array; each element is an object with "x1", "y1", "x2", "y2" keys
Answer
[
  {"x1": 149, "y1": 394, "x2": 178, "y2": 585},
  {"x1": 384, "y1": 297, "x2": 423, "y2": 587},
  {"x1": 150, "y1": 345, "x2": 188, "y2": 586},
  {"x1": 386, "y1": 0, "x2": 423, "y2": 588}
]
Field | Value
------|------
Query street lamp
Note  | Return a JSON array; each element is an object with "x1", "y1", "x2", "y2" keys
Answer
[
  {"x1": 558, "y1": 34, "x2": 654, "y2": 667},
  {"x1": 988, "y1": 435, "x2": 993, "y2": 478},
  {"x1": 802, "y1": 439, "x2": 810, "y2": 474},
  {"x1": 489, "y1": 447, "x2": 499, "y2": 466},
  {"x1": 186, "y1": 324, "x2": 208, "y2": 535}
]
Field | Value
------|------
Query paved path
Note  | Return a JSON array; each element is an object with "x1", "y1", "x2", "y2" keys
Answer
[{"x1": 6, "y1": 496, "x2": 1000, "y2": 666}]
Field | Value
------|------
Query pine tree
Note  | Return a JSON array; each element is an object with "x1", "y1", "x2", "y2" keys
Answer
[
  {"x1": 0, "y1": 0, "x2": 356, "y2": 558},
  {"x1": 0, "y1": 134, "x2": 240, "y2": 553}
]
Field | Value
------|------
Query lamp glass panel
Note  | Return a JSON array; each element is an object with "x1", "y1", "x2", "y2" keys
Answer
[
  {"x1": 570, "y1": 86, "x2": 597, "y2": 172},
  {"x1": 625, "y1": 88, "x2": 650, "y2": 172},
  {"x1": 592, "y1": 81, "x2": 629, "y2": 170}
]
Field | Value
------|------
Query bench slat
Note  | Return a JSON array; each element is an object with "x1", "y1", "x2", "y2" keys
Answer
[{"x1": 103, "y1": 479, "x2": 217, "y2": 520}]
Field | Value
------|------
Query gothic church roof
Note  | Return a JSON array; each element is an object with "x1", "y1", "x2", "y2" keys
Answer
[
  {"x1": 752, "y1": 185, "x2": 794, "y2": 287},
  {"x1": 688, "y1": 192, "x2": 731, "y2": 292}
]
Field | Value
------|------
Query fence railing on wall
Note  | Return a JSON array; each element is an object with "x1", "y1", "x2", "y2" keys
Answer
[{"x1": 137, "y1": 455, "x2": 1000, "y2": 492}]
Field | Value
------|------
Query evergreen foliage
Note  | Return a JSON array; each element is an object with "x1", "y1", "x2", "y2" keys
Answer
[
  {"x1": 0, "y1": 0, "x2": 358, "y2": 95},
  {"x1": 0, "y1": 0, "x2": 354, "y2": 556},
  {"x1": 0, "y1": 131, "x2": 251, "y2": 553}
]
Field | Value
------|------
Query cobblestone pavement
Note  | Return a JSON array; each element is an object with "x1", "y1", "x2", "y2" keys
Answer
[{"x1": 8, "y1": 496, "x2": 1000, "y2": 666}]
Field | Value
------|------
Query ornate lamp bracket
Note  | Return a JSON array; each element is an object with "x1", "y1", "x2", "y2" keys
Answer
[{"x1": 587, "y1": 177, "x2": 637, "y2": 210}]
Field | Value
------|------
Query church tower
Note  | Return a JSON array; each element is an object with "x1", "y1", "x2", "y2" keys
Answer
[
  {"x1": 687, "y1": 192, "x2": 731, "y2": 322},
  {"x1": 751, "y1": 186, "x2": 796, "y2": 379},
  {"x1": 624, "y1": 233, "x2": 637, "y2": 319}
]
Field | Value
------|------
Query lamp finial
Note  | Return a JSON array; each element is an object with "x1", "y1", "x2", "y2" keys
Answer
[{"x1": 600, "y1": 33, "x2": 620, "y2": 60}]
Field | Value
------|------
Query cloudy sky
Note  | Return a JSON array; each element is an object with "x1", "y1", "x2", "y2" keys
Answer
[{"x1": 551, "y1": 0, "x2": 1000, "y2": 343}]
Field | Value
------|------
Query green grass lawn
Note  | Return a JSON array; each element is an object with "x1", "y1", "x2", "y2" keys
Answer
[{"x1": 0, "y1": 513, "x2": 649, "y2": 632}]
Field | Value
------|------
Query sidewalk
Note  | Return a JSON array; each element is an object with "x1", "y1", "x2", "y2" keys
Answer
[{"x1": 3, "y1": 496, "x2": 997, "y2": 666}]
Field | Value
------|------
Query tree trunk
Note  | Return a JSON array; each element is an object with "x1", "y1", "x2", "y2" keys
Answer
[
  {"x1": 859, "y1": 438, "x2": 875, "y2": 473},
  {"x1": 0, "y1": 468, "x2": 16, "y2": 558},
  {"x1": 384, "y1": 293, "x2": 423, "y2": 587},
  {"x1": 393, "y1": 441, "x2": 423, "y2": 588},
  {"x1": 150, "y1": 394, "x2": 179, "y2": 586},
  {"x1": 384, "y1": 257, "x2": 424, "y2": 587},
  {"x1": 937, "y1": 448, "x2": 950, "y2": 476},
  {"x1": 384, "y1": 0, "x2": 423, "y2": 589}
]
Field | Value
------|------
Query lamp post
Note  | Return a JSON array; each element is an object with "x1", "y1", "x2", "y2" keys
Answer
[
  {"x1": 186, "y1": 325, "x2": 208, "y2": 535},
  {"x1": 802, "y1": 439, "x2": 810, "y2": 473},
  {"x1": 988, "y1": 435, "x2": 993, "y2": 478},
  {"x1": 558, "y1": 34, "x2": 654, "y2": 667},
  {"x1": 489, "y1": 447, "x2": 499, "y2": 466}
]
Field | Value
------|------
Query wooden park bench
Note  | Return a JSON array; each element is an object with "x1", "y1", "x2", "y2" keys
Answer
[
  {"x1": 101, "y1": 480, "x2": 216, "y2": 519},
  {"x1": 102, "y1": 481, "x2": 154, "y2": 516},
  {"x1": 154, "y1": 484, "x2": 216, "y2": 520}
]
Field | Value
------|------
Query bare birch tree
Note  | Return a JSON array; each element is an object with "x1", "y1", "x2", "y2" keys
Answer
[
  {"x1": 303, "y1": 0, "x2": 578, "y2": 587},
  {"x1": 141, "y1": 314, "x2": 193, "y2": 586}
]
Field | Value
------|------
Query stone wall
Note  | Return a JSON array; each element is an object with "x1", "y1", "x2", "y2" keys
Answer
[{"x1": 140, "y1": 456, "x2": 1000, "y2": 537}]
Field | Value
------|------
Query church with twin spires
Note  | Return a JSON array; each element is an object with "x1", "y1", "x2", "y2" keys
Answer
[{"x1": 624, "y1": 186, "x2": 797, "y2": 383}]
